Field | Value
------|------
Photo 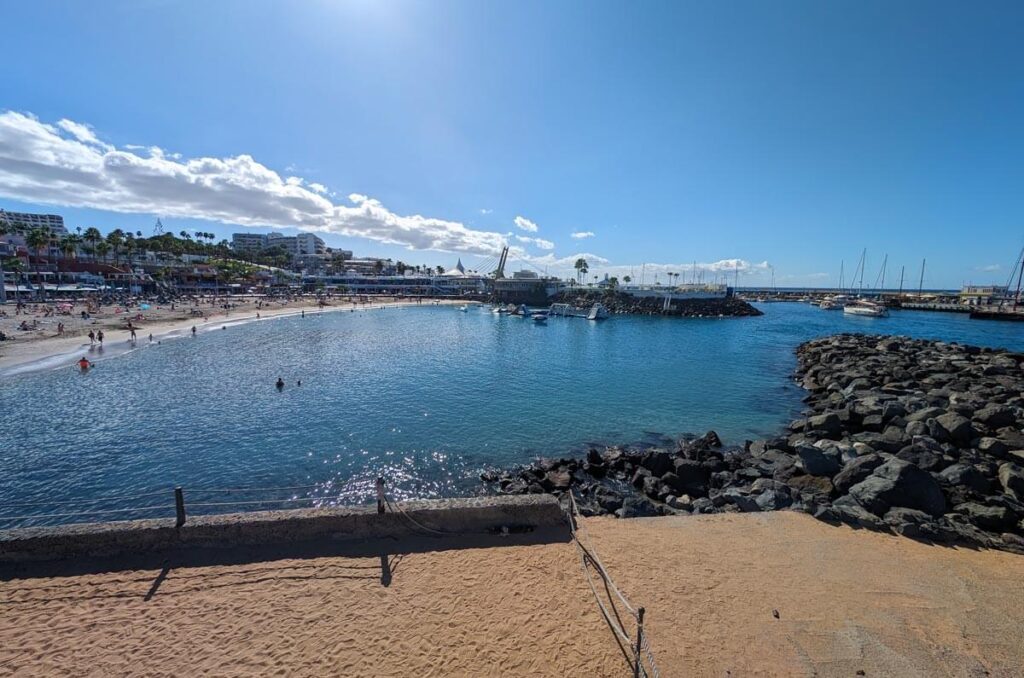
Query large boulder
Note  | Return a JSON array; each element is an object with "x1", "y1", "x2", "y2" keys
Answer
[
  {"x1": 641, "y1": 450, "x2": 675, "y2": 476},
  {"x1": 849, "y1": 459, "x2": 946, "y2": 517},
  {"x1": 998, "y1": 462, "x2": 1024, "y2": 500},
  {"x1": 932, "y1": 412, "x2": 976, "y2": 447},
  {"x1": 937, "y1": 463, "x2": 992, "y2": 494},
  {"x1": 616, "y1": 496, "x2": 658, "y2": 518},
  {"x1": 796, "y1": 445, "x2": 841, "y2": 477},
  {"x1": 974, "y1": 405, "x2": 1018, "y2": 431},
  {"x1": 807, "y1": 413, "x2": 842, "y2": 437},
  {"x1": 787, "y1": 474, "x2": 835, "y2": 501},
  {"x1": 833, "y1": 454, "x2": 884, "y2": 494},
  {"x1": 954, "y1": 502, "x2": 1018, "y2": 531},
  {"x1": 672, "y1": 458, "x2": 711, "y2": 496}
]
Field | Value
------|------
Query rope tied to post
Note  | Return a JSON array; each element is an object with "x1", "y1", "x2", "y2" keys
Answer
[{"x1": 567, "y1": 491, "x2": 661, "y2": 678}]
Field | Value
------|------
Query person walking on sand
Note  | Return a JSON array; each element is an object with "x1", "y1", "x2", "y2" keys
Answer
[{"x1": 97, "y1": 330, "x2": 104, "y2": 345}]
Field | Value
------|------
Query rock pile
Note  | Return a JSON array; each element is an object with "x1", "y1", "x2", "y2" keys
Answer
[
  {"x1": 549, "y1": 289, "x2": 762, "y2": 318},
  {"x1": 482, "y1": 334, "x2": 1024, "y2": 553}
]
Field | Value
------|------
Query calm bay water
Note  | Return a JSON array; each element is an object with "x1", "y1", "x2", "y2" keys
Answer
[{"x1": 2, "y1": 301, "x2": 1023, "y2": 526}]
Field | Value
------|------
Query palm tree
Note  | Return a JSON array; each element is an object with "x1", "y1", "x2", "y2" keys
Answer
[
  {"x1": 83, "y1": 227, "x2": 102, "y2": 261},
  {"x1": 6, "y1": 257, "x2": 25, "y2": 303},
  {"x1": 95, "y1": 241, "x2": 111, "y2": 264},
  {"x1": 623, "y1": 275, "x2": 632, "y2": 285},
  {"x1": 574, "y1": 257, "x2": 589, "y2": 284},
  {"x1": 61, "y1": 234, "x2": 82, "y2": 261},
  {"x1": 106, "y1": 229, "x2": 125, "y2": 267},
  {"x1": 25, "y1": 228, "x2": 50, "y2": 299}
]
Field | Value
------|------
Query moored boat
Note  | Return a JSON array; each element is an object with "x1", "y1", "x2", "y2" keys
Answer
[{"x1": 843, "y1": 299, "x2": 889, "y2": 317}]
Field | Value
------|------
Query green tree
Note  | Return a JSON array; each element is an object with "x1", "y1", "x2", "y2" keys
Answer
[
  {"x1": 83, "y1": 227, "x2": 102, "y2": 261},
  {"x1": 574, "y1": 257, "x2": 589, "y2": 284},
  {"x1": 623, "y1": 275, "x2": 632, "y2": 284},
  {"x1": 25, "y1": 228, "x2": 51, "y2": 299}
]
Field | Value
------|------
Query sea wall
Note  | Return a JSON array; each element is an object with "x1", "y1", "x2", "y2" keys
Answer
[
  {"x1": 0, "y1": 495, "x2": 564, "y2": 563},
  {"x1": 550, "y1": 289, "x2": 763, "y2": 317}
]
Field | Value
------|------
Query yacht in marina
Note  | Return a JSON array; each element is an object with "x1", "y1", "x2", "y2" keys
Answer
[{"x1": 843, "y1": 299, "x2": 889, "y2": 317}]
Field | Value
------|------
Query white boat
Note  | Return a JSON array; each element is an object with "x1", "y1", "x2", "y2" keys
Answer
[
  {"x1": 531, "y1": 311, "x2": 548, "y2": 323},
  {"x1": 547, "y1": 302, "x2": 610, "y2": 320},
  {"x1": 820, "y1": 294, "x2": 849, "y2": 310},
  {"x1": 458, "y1": 305, "x2": 468, "y2": 312},
  {"x1": 843, "y1": 299, "x2": 889, "y2": 317}
]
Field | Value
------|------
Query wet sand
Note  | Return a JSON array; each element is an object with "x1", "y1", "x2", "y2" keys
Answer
[{"x1": 1, "y1": 512, "x2": 1022, "y2": 676}]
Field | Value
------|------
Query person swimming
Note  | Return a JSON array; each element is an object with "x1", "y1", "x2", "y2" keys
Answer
[
  {"x1": 276, "y1": 377, "x2": 285, "y2": 390},
  {"x1": 78, "y1": 357, "x2": 91, "y2": 371}
]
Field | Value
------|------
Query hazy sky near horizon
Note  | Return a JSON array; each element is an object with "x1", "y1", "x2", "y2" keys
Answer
[{"x1": 1, "y1": 0, "x2": 1022, "y2": 287}]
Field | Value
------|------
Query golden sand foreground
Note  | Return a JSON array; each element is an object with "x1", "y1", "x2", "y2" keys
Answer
[{"x1": 2, "y1": 512, "x2": 1023, "y2": 677}]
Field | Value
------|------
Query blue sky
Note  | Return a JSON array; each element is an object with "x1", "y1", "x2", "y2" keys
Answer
[{"x1": 1, "y1": 0, "x2": 1022, "y2": 288}]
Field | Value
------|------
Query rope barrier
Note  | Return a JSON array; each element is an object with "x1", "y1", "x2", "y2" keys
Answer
[
  {"x1": 567, "y1": 490, "x2": 661, "y2": 678},
  {"x1": 185, "y1": 497, "x2": 322, "y2": 508},
  {"x1": 383, "y1": 494, "x2": 459, "y2": 536},
  {"x1": 185, "y1": 484, "x2": 323, "y2": 494}
]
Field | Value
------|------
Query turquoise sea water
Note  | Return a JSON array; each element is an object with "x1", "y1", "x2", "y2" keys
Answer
[{"x1": 2, "y1": 302, "x2": 1023, "y2": 526}]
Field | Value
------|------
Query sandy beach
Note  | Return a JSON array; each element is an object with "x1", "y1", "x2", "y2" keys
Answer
[
  {"x1": 0, "y1": 296, "x2": 464, "y2": 376},
  {"x1": 2, "y1": 512, "x2": 1022, "y2": 676}
]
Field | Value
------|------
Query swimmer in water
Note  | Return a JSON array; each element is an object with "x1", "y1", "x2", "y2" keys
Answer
[
  {"x1": 191, "y1": 325, "x2": 196, "y2": 337},
  {"x1": 276, "y1": 377, "x2": 285, "y2": 390},
  {"x1": 78, "y1": 356, "x2": 91, "y2": 371}
]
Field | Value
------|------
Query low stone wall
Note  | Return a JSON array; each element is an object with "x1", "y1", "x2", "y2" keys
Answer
[{"x1": 0, "y1": 495, "x2": 565, "y2": 563}]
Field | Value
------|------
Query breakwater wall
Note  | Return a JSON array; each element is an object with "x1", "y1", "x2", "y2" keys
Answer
[{"x1": 0, "y1": 495, "x2": 564, "y2": 563}]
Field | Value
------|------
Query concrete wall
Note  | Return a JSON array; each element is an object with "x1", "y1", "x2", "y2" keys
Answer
[{"x1": 0, "y1": 495, "x2": 565, "y2": 564}]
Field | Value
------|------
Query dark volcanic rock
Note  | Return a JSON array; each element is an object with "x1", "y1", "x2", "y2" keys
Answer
[
  {"x1": 849, "y1": 459, "x2": 946, "y2": 517},
  {"x1": 833, "y1": 454, "x2": 885, "y2": 494}
]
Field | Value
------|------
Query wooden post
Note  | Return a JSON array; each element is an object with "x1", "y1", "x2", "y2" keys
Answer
[
  {"x1": 174, "y1": 487, "x2": 186, "y2": 527},
  {"x1": 634, "y1": 607, "x2": 645, "y2": 678},
  {"x1": 376, "y1": 477, "x2": 385, "y2": 514}
]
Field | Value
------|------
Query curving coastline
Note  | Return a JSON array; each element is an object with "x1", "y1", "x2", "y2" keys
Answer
[{"x1": 485, "y1": 333, "x2": 1024, "y2": 553}]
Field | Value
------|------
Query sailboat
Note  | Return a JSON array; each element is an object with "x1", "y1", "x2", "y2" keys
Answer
[{"x1": 842, "y1": 249, "x2": 889, "y2": 317}]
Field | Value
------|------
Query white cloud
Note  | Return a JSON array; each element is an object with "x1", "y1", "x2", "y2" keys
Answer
[
  {"x1": 571, "y1": 231, "x2": 595, "y2": 239},
  {"x1": 977, "y1": 264, "x2": 1001, "y2": 273},
  {"x1": 513, "y1": 216, "x2": 538, "y2": 232},
  {"x1": 0, "y1": 111, "x2": 509, "y2": 256},
  {"x1": 514, "y1": 234, "x2": 555, "y2": 250},
  {"x1": 597, "y1": 259, "x2": 771, "y2": 281},
  {"x1": 479, "y1": 208, "x2": 492, "y2": 215},
  {"x1": 57, "y1": 118, "x2": 113, "y2": 151}
]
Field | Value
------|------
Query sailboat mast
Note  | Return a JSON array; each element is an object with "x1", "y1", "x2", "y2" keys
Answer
[
  {"x1": 859, "y1": 249, "x2": 866, "y2": 295},
  {"x1": 1015, "y1": 249, "x2": 1024, "y2": 307},
  {"x1": 898, "y1": 265, "x2": 905, "y2": 296},
  {"x1": 880, "y1": 254, "x2": 887, "y2": 291},
  {"x1": 919, "y1": 259, "x2": 926, "y2": 295},
  {"x1": 839, "y1": 260, "x2": 844, "y2": 291}
]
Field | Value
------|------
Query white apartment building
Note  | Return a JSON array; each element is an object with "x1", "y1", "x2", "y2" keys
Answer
[{"x1": 0, "y1": 210, "x2": 69, "y2": 236}]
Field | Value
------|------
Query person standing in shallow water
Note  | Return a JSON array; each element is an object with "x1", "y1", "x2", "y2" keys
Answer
[
  {"x1": 276, "y1": 377, "x2": 285, "y2": 391},
  {"x1": 191, "y1": 325, "x2": 196, "y2": 337},
  {"x1": 97, "y1": 330, "x2": 104, "y2": 346}
]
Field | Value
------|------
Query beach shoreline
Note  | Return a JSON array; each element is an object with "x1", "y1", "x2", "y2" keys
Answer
[{"x1": 0, "y1": 296, "x2": 469, "y2": 377}]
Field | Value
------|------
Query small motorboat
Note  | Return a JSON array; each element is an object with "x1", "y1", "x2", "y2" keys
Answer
[
  {"x1": 531, "y1": 311, "x2": 548, "y2": 323},
  {"x1": 458, "y1": 305, "x2": 468, "y2": 312}
]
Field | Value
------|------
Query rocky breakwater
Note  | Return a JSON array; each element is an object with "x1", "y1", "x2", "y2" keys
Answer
[
  {"x1": 549, "y1": 289, "x2": 762, "y2": 318},
  {"x1": 483, "y1": 334, "x2": 1024, "y2": 553}
]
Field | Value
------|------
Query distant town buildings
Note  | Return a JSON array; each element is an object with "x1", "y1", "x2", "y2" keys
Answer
[
  {"x1": 231, "y1": 231, "x2": 328, "y2": 257},
  {"x1": 0, "y1": 209, "x2": 68, "y2": 236}
]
